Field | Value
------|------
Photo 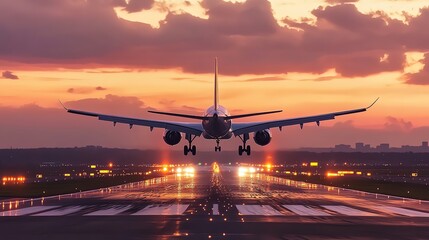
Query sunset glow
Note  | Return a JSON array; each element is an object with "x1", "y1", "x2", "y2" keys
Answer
[{"x1": 1, "y1": 0, "x2": 429, "y2": 149}]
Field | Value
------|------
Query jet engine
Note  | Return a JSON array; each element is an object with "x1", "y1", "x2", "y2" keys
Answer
[
  {"x1": 163, "y1": 130, "x2": 182, "y2": 145},
  {"x1": 253, "y1": 129, "x2": 272, "y2": 146}
]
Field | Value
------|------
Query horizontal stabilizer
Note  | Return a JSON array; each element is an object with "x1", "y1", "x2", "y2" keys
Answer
[{"x1": 225, "y1": 110, "x2": 282, "y2": 120}]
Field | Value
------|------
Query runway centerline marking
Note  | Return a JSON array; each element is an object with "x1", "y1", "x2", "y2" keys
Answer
[
  {"x1": 322, "y1": 205, "x2": 379, "y2": 216},
  {"x1": 1, "y1": 206, "x2": 60, "y2": 217},
  {"x1": 236, "y1": 205, "x2": 283, "y2": 216},
  {"x1": 283, "y1": 205, "x2": 331, "y2": 216},
  {"x1": 132, "y1": 204, "x2": 189, "y2": 215},
  {"x1": 212, "y1": 204, "x2": 219, "y2": 215}
]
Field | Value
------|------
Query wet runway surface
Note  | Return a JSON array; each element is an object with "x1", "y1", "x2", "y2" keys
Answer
[{"x1": 1, "y1": 166, "x2": 429, "y2": 239}]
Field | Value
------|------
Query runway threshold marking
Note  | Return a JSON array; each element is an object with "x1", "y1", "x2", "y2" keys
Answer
[
  {"x1": 375, "y1": 206, "x2": 429, "y2": 217},
  {"x1": 322, "y1": 205, "x2": 379, "y2": 216},
  {"x1": 132, "y1": 204, "x2": 189, "y2": 215},
  {"x1": 212, "y1": 204, "x2": 219, "y2": 215},
  {"x1": 283, "y1": 205, "x2": 331, "y2": 216},
  {"x1": 85, "y1": 205, "x2": 132, "y2": 216},
  {"x1": 0, "y1": 206, "x2": 60, "y2": 216},
  {"x1": 236, "y1": 205, "x2": 283, "y2": 216},
  {"x1": 33, "y1": 206, "x2": 85, "y2": 216}
]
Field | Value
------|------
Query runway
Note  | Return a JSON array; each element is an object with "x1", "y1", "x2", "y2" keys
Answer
[{"x1": 1, "y1": 165, "x2": 429, "y2": 239}]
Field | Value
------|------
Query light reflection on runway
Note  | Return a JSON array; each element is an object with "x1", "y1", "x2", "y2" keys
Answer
[
  {"x1": 1, "y1": 165, "x2": 429, "y2": 239},
  {"x1": 1, "y1": 165, "x2": 429, "y2": 219}
]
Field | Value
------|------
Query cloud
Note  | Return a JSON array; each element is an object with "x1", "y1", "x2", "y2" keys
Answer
[
  {"x1": 244, "y1": 76, "x2": 286, "y2": 82},
  {"x1": 403, "y1": 53, "x2": 429, "y2": 85},
  {"x1": 384, "y1": 116, "x2": 413, "y2": 132},
  {"x1": 0, "y1": 0, "x2": 429, "y2": 81},
  {"x1": 67, "y1": 86, "x2": 108, "y2": 94},
  {"x1": 68, "y1": 88, "x2": 88, "y2": 94},
  {"x1": 325, "y1": 0, "x2": 359, "y2": 4},
  {"x1": 123, "y1": 0, "x2": 154, "y2": 13},
  {"x1": 2, "y1": 71, "x2": 19, "y2": 80},
  {"x1": 0, "y1": 97, "x2": 165, "y2": 149}
]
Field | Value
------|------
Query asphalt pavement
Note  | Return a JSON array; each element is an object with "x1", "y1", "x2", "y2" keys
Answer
[{"x1": 1, "y1": 165, "x2": 429, "y2": 239}]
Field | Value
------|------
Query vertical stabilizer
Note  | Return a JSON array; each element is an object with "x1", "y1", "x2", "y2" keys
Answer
[{"x1": 214, "y1": 57, "x2": 219, "y2": 111}]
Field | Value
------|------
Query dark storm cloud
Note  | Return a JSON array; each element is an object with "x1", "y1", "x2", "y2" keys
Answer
[
  {"x1": 2, "y1": 71, "x2": 19, "y2": 79},
  {"x1": 0, "y1": 0, "x2": 429, "y2": 81}
]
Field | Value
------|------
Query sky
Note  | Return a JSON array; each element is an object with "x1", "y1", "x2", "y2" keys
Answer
[{"x1": 1, "y1": 0, "x2": 429, "y2": 150}]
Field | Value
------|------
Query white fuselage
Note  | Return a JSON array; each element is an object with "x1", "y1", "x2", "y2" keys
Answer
[{"x1": 202, "y1": 105, "x2": 232, "y2": 139}]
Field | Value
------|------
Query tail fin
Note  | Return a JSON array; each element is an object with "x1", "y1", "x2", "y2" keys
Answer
[{"x1": 214, "y1": 57, "x2": 219, "y2": 111}]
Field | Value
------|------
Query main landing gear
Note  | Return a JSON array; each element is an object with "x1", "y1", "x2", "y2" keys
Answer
[
  {"x1": 184, "y1": 134, "x2": 196, "y2": 155},
  {"x1": 238, "y1": 133, "x2": 251, "y2": 156},
  {"x1": 215, "y1": 139, "x2": 221, "y2": 152}
]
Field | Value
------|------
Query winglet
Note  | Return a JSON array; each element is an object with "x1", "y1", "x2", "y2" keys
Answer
[
  {"x1": 366, "y1": 97, "x2": 379, "y2": 109},
  {"x1": 59, "y1": 100, "x2": 68, "y2": 111}
]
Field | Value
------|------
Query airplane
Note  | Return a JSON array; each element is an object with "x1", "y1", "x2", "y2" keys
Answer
[{"x1": 63, "y1": 58, "x2": 378, "y2": 156}]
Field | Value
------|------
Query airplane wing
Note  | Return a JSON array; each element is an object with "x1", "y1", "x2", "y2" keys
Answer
[
  {"x1": 64, "y1": 107, "x2": 204, "y2": 136},
  {"x1": 232, "y1": 98, "x2": 379, "y2": 136}
]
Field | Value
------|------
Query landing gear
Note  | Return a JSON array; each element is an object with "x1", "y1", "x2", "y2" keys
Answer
[
  {"x1": 238, "y1": 134, "x2": 251, "y2": 156},
  {"x1": 184, "y1": 134, "x2": 196, "y2": 155},
  {"x1": 214, "y1": 139, "x2": 222, "y2": 152}
]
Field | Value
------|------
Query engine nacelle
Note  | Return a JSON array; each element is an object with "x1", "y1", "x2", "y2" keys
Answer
[
  {"x1": 163, "y1": 130, "x2": 182, "y2": 145},
  {"x1": 253, "y1": 129, "x2": 272, "y2": 146}
]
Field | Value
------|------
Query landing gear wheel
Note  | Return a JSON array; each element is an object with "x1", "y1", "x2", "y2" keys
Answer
[
  {"x1": 246, "y1": 145, "x2": 251, "y2": 155},
  {"x1": 184, "y1": 145, "x2": 189, "y2": 156},
  {"x1": 238, "y1": 145, "x2": 243, "y2": 156},
  {"x1": 191, "y1": 145, "x2": 196, "y2": 155}
]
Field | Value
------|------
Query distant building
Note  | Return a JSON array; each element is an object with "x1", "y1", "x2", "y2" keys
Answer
[
  {"x1": 356, "y1": 142, "x2": 371, "y2": 152},
  {"x1": 299, "y1": 140, "x2": 429, "y2": 153},
  {"x1": 334, "y1": 144, "x2": 352, "y2": 152},
  {"x1": 376, "y1": 143, "x2": 390, "y2": 152},
  {"x1": 355, "y1": 142, "x2": 364, "y2": 151}
]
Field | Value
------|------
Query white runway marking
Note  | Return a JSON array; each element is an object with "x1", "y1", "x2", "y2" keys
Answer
[
  {"x1": 132, "y1": 204, "x2": 189, "y2": 215},
  {"x1": 236, "y1": 205, "x2": 283, "y2": 216},
  {"x1": 375, "y1": 206, "x2": 429, "y2": 217},
  {"x1": 283, "y1": 205, "x2": 331, "y2": 216},
  {"x1": 85, "y1": 205, "x2": 132, "y2": 216},
  {"x1": 33, "y1": 206, "x2": 85, "y2": 216},
  {"x1": 322, "y1": 205, "x2": 379, "y2": 216},
  {"x1": 212, "y1": 204, "x2": 219, "y2": 215},
  {"x1": 1, "y1": 206, "x2": 59, "y2": 216}
]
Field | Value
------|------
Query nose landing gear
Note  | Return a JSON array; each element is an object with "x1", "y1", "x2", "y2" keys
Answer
[{"x1": 215, "y1": 139, "x2": 221, "y2": 152}]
